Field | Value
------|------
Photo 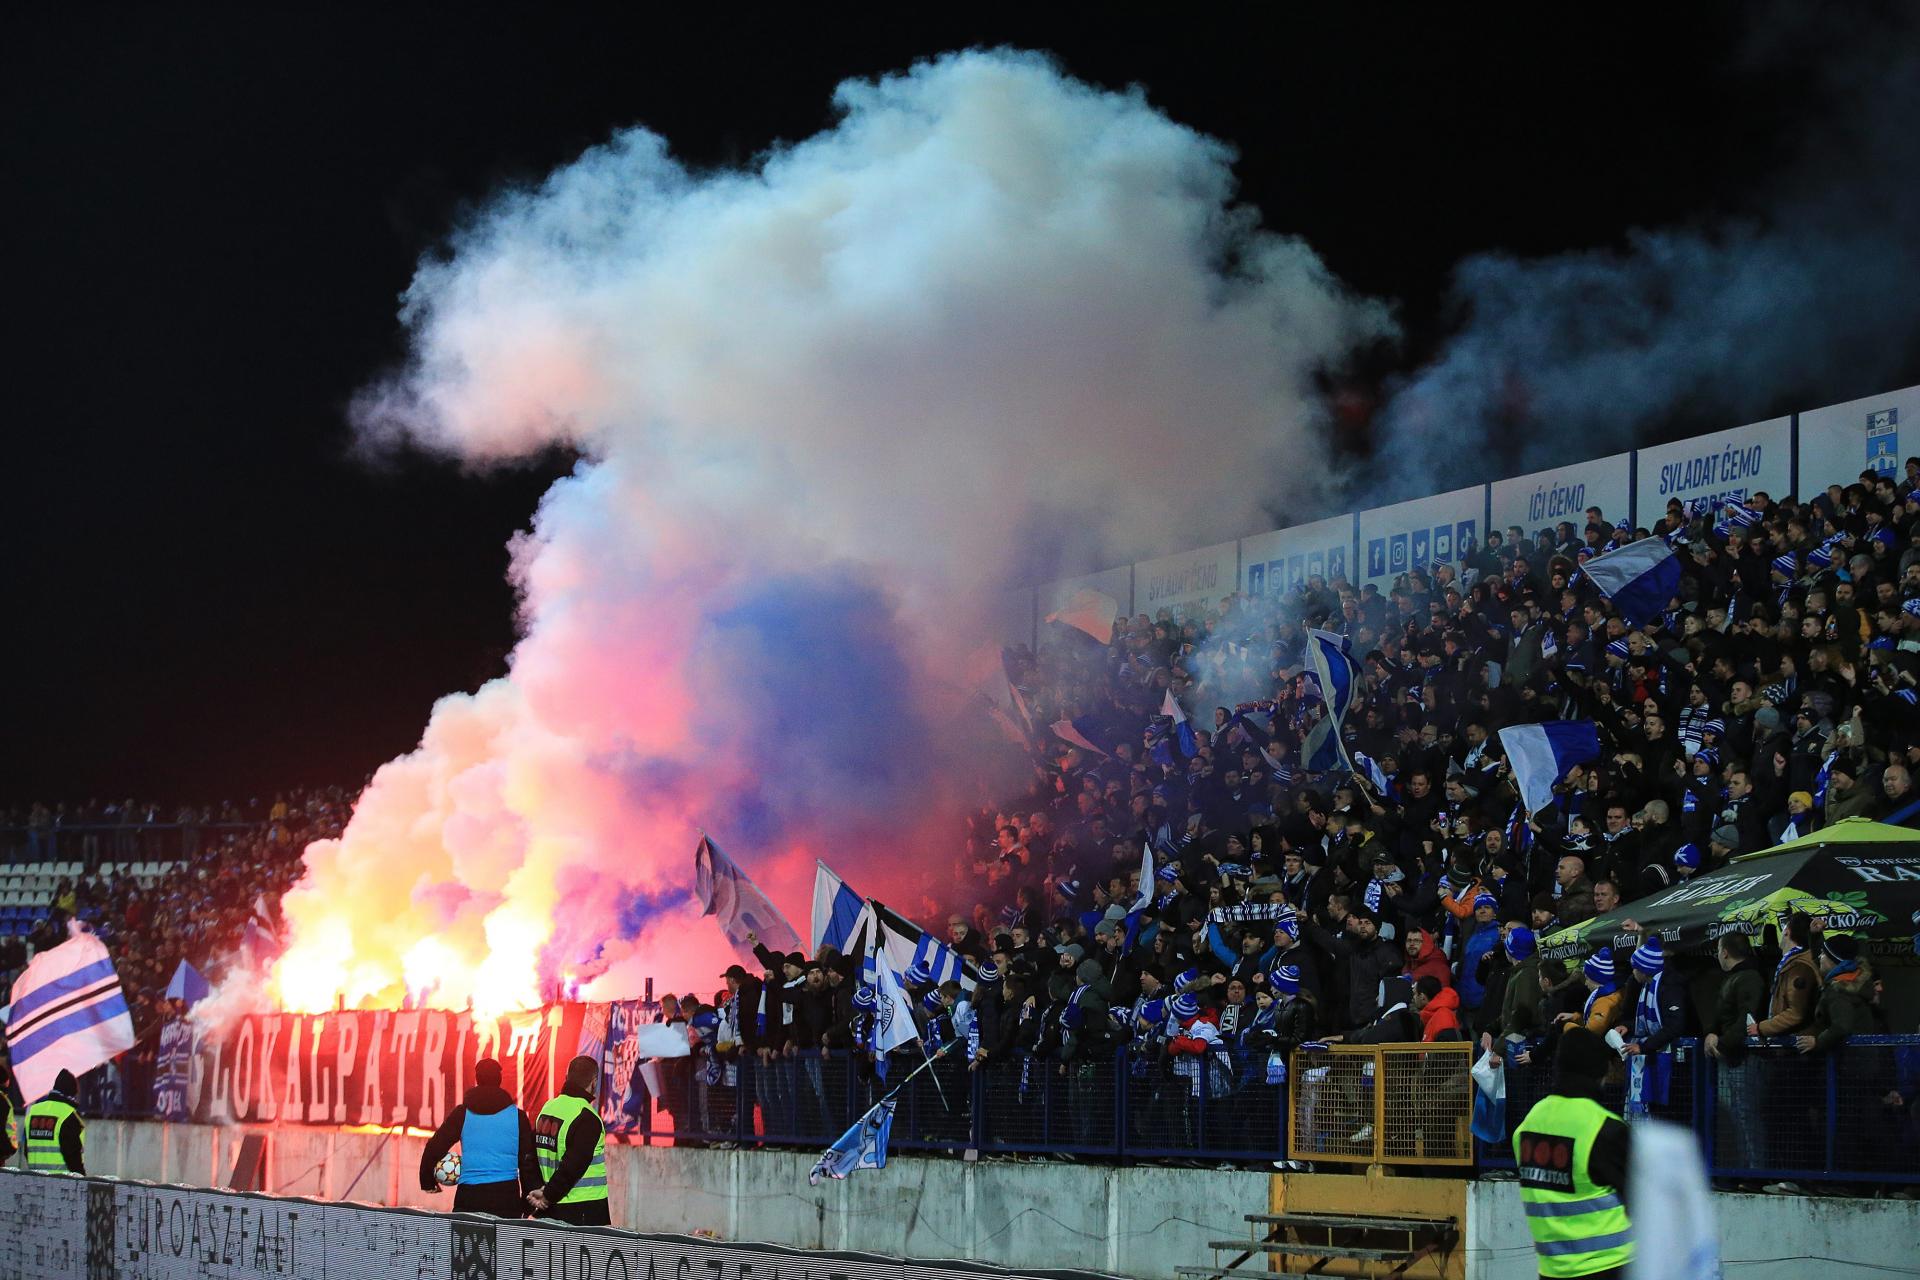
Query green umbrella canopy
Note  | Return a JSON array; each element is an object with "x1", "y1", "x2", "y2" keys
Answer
[{"x1": 1538, "y1": 819, "x2": 1920, "y2": 964}]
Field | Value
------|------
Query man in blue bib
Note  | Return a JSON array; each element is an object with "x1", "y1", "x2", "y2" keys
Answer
[{"x1": 420, "y1": 1057, "x2": 541, "y2": 1216}]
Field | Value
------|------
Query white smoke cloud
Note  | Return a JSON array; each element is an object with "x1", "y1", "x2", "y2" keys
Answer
[{"x1": 272, "y1": 49, "x2": 1390, "y2": 1009}]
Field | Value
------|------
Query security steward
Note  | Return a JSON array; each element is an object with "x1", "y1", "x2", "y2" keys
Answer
[
  {"x1": 25, "y1": 1069, "x2": 86, "y2": 1174},
  {"x1": 527, "y1": 1055, "x2": 609, "y2": 1225},
  {"x1": 1512, "y1": 1028, "x2": 1631, "y2": 1279},
  {"x1": 419, "y1": 1057, "x2": 541, "y2": 1215}
]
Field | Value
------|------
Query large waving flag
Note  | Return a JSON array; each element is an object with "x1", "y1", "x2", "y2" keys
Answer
[
  {"x1": 1498, "y1": 721, "x2": 1602, "y2": 815},
  {"x1": 6, "y1": 928, "x2": 136, "y2": 1103},
  {"x1": 1050, "y1": 716, "x2": 1115, "y2": 757},
  {"x1": 1045, "y1": 587, "x2": 1120, "y2": 645},
  {"x1": 866, "y1": 912, "x2": 923, "y2": 1054},
  {"x1": 164, "y1": 959, "x2": 210, "y2": 1008},
  {"x1": 849, "y1": 899, "x2": 972, "y2": 991},
  {"x1": 812, "y1": 861, "x2": 866, "y2": 953},
  {"x1": 1301, "y1": 628, "x2": 1361, "y2": 773},
  {"x1": 1581, "y1": 535, "x2": 1681, "y2": 625},
  {"x1": 808, "y1": 1098, "x2": 897, "y2": 1184},
  {"x1": 693, "y1": 835, "x2": 801, "y2": 964},
  {"x1": 1161, "y1": 690, "x2": 1198, "y2": 757},
  {"x1": 1124, "y1": 841, "x2": 1155, "y2": 949}
]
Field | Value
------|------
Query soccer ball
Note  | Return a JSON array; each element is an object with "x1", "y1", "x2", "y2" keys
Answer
[{"x1": 434, "y1": 1151, "x2": 461, "y2": 1187}]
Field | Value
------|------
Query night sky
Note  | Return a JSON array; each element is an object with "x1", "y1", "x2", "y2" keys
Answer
[{"x1": 5, "y1": 8, "x2": 1913, "y2": 804}]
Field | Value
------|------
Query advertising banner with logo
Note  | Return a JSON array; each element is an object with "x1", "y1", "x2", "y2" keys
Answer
[
  {"x1": 1037, "y1": 565, "x2": 1132, "y2": 620},
  {"x1": 1488, "y1": 451, "x2": 1633, "y2": 541},
  {"x1": 1132, "y1": 541, "x2": 1237, "y2": 620},
  {"x1": 1635, "y1": 417, "x2": 1790, "y2": 519},
  {"x1": 1357, "y1": 485, "x2": 1483, "y2": 591},
  {"x1": 1238, "y1": 515, "x2": 1353, "y2": 598},
  {"x1": 1797, "y1": 383, "x2": 1917, "y2": 497},
  {"x1": 0, "y1": 1170, "x2": 1113, "y2": 1280}
]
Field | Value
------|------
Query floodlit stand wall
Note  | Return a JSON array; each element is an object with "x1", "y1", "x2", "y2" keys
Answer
[{"x1": 1009, "y1": 381, "x2": 1916, "y2": 649}]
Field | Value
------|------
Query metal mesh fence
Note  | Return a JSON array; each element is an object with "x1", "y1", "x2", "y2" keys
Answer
[
  {"x1": 1712, "y1": 1038, "x2": 1919, "y2": 1181},
  {"x1": 1379, "y1": 1042, "x2": 1474, "y2": 1165},
  {"x1": 1288, "y1": 1047, "x2": 1381, "y2": 1163}
]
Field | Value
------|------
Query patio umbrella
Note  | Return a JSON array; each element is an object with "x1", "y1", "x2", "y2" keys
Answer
[{"x1": 1538, "y1": 818, "x2": 1920, "y2": 963}]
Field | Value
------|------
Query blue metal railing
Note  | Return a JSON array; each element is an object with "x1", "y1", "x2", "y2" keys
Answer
[
  {"x1": 1475, "y1": 1034, "x2": 1920, "y2": 1185},
  {"x1": 70, "y1": 1033, "x2": 1920, "y2": 1183}
]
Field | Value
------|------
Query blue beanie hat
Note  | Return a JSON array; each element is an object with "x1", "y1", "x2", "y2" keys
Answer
[
  {"x1": 1140, "y1": 996, "x2": 1167, "y2": 1026},
  {"x1": 1505, "y1": 926, "x2": 1536, "y2": 962},
  {"x1": 1606, "y1": 639, "x2": 1630, "y2": 660},
  {"x1": 1582, "y1": 950, "x2": 1614, "y2": 986},
  {"x1": 1473, "y1": 891, "x2": 1499, "y2": 912},
  {"x1": 1274, "y1": 915, "x2": 1301, "y2": 939},
  {"x1": 976, "y1": 960, "x2": 1001, "y2": 982},
  {"x1": 1631, "y1": 937, "x2": 1665, "y2": 974},
  {"x1": 1175, "y1": 966, "x2": 1200, "y2": 990},
  {"x1": 1674, "y1": 842, "x2": 1702, "y2": 870},
  {"x1": 853, "y1": 984, "x2": 877, "y2": 1009},
  {"x1": 1170, "y1": 993, "x2": 1200, "y2": 1019},
  {"x1": 1270, "y1": 964, "x2": 1301, "y2": 995},
  {"x1": 905, "y1": 961, "x2": 935, "y2": 985},
  {"x1": 1772, "y1": 553, "x2": 1797, "y2": 576},
  {"x1": 1156, "y1": 862, "x2": 1180, "y2": 883}
]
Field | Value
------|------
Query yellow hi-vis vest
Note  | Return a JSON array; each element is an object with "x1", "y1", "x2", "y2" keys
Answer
[
  {"x1": 534, "y1": 1094, "x2": 607, "y2": 1204},
  {"x1": 1513, "y1": 1094, "x2": 1633, "y2": 1277},
  {"x1": 25, "y1": 1099, "x2": 81, "y2": 1173}
]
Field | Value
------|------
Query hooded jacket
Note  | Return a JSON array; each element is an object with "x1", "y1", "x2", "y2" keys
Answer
[
  {"x1": 1418, "y1": 985, "x2": 1464, "y2": 1041},
  {"x1": 1810, "y1": 960, "x2": 1875, "y2": 1052},
  {"x1": 1457, "y1": 919, "x2": 1502, "y2": 1011},
  {"x1": 1405, "y1": 929, "x2": 1453, "y2": 989}
]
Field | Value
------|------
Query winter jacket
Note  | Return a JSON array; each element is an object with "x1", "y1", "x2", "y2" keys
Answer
[
  {"x1": 1456, "y1": 920, "x2": 1502, "y2": 1012},
  {"x1": 1493, "y1": 955, "x2": 1543, "y2": 1042},
  {"x1": 1405, "y1": 929, "x2": 1453, "y2": 989},
  {"x1": 1418, "y1": 985, "x2": 1464, "y2": 1041},
  {"x1": 1708, "y1": 959, "x2": 1766, "y2": 1066},
  {"x1": 1810, "y1": 962, "x2": 1876, "y2": 1052},
  {"x1": 1756, "y1": 947, "x2": 1820, "y2": 1037}
]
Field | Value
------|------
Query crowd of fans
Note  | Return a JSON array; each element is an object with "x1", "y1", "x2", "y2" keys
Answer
[
  {"x1": 0, "y1": 789, "x2": 349, "y2": 1041},
  {"x1": 5, "y1": 462, "x2": 1919, "y2": 1184},
  {"x1": 762, "y1": 461, "x2": 1916, "y2": 1174}
]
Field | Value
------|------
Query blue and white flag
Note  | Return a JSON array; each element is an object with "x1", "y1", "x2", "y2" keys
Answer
[
  {"x1": 866, "y1": 912, "x2": 922, "y2": 1055},
  {"x1": 164, "y1": 959, "x2": 210, "y2": 1007},
  {"x1": 1123, "y1": 842, "x2": 1155, "y2": 950},
  {"x1": 694, "y1": 835, "x2": 802, "y2": 965},
  {"x1": 1301, "y1": 629, "x2": 1360, "y2": 772},
  {"x1": 1162, "y1": 689, "x2": 1197, "y2": 758},
  {"x1": 808, "y1": 1099, "x2": 896, "y2": 1184},
  {"x1": 1352, "y1": 750, "x2": 1395, "y2": 800},
  {"x1": 1498, "y1": 720, "x2": 1602, "y2": 815},
  {"x1": 1580, "y1": 536, "x2": 1681, "y2": 625},
  {"x1": 811, "y1": 861, "x2": 866, "y2": 953},
  {"x1": 5, "y1": 928, "x2": 136, "y2": 1103}
]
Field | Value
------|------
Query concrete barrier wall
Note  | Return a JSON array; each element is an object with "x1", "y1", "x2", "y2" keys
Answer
[
  {"x1": 80, "y1": 1122, "x2": 1920, "y2": 1279},
  {"x1": 88, "y1": 1122, "x2": 1266, "y2": 1279},
  {"x1": 1467, "y1": 1180, "x2": 1920, "y2": 1280}
]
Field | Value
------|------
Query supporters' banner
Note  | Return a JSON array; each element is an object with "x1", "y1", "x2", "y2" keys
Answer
[
  {"x1": 1357, "y1": 484, "x2": 1483, "y2": 589},
  {"x1": 151, "y1": 1018, "x2": 196, "y2": 1122},
  {"x1": 1798, "y1": 383, "x2": 1917, "y2": 496},
  {"x1": 161, "y1": 1005, "x2": 586, "y2": 1130},
  {"x1": 1132, "y1": 540, "x2": 1237, "y2": 620},
  {"x1": 1239, "y1": 515, "x2": 1353, "y2": 598},
  {"x1": 1037, "y1": 564, "x2": 1132, "y2": 624},
  {"x1": 1488, "y1": 451, "x2": 1632, "y2": 541},
  {"x1": 597, "y1": 998, "x2": 658, "y2": 1136},
  {"x1": 1635, "y1": 417, "x2": 1790, "y2": 520}
]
